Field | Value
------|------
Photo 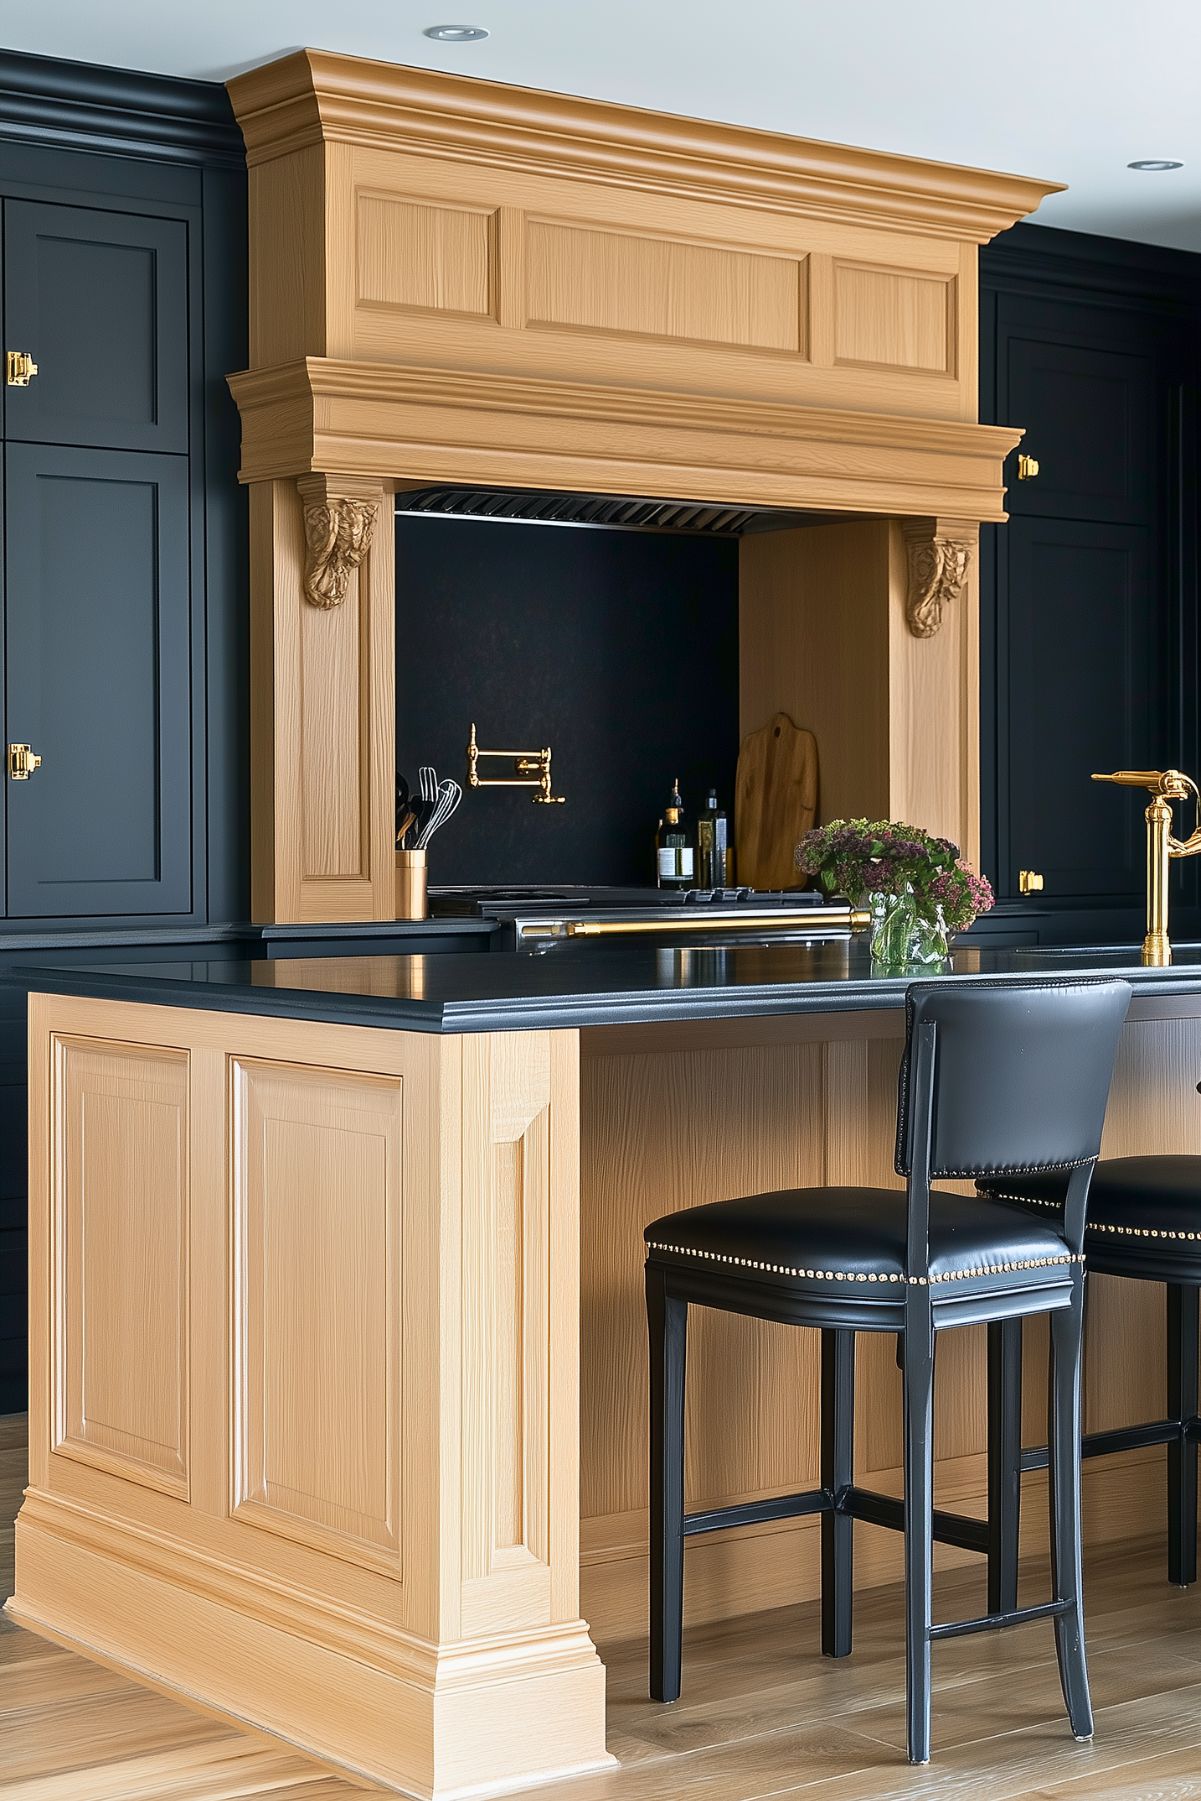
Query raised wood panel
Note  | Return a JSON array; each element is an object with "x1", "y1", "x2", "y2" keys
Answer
[
  {"x1": 526, "y1": 217, "x2": 805, "y2": 356},
  {"x1": 460, "y1": 1032, "x2": 555, "y2": 1634},
  {"x1": 249, "y1": 478, "x2": 396, "y2": 924},
  {"x1": 834, "y1": 261, "x2": 956, "y2": 376},
  {"x1": 52, "y1": 1036, "x2": 189, "y2": 1498},
  {"x1": 355, "y1": 191, "x2": 496, "y2": 320},
  {"x1": 230, "y1": 1056, "x2": 403, "y2": 1573},
  {"x1": 738, "y1": 519, "x2": 979, "y2": 862},
  {"x1": 739, "y1": 521, "x2": 892, "y2": 832}
]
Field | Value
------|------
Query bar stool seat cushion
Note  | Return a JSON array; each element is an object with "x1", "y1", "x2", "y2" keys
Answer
[
  {"x1": 644, "y1": 1187, "x2": 1075, "y2": 1297},
  {"x1": 978, "y1": 1156, "x2": 1201, "y2": 1255}
]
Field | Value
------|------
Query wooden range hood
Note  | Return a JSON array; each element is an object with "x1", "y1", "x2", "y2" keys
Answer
[{"x1": 227, "y1": 51, "x2": 1059, "y2": 924}]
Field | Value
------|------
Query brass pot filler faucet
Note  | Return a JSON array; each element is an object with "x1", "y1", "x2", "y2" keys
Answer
[{"x1": 1093, "y1": 769, "x2": 1201, "y2": 965}]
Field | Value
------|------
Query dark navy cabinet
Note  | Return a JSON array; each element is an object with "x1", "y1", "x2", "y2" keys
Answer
[
  {"x1": 4, "y1": 443, "x2": 195, "y2": 917},
  {"x1": 981, "y1": 225, "x2": 1201, "y2": 926},
  {"x1": 0, "y1": 51, "x2": 248, "y2": 1410},
  {"x1": 3, "y1": 199, "x2": 189, "y2": 452}
]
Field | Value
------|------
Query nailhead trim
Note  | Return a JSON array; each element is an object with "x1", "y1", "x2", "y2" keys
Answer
[
  {"x1": 645, "y1": 1241, "x2": 1081, "y2": 1286},
  {"x1": 989, "y1": 1191, "x2": 1201, "y2": 1244}
]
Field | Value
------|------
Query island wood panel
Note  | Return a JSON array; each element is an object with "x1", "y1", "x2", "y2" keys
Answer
[
  {"x1": 577, "y1": 1008, "x2": 1183, "y2": 1640},
  {"x1": 229, "y1": 1057, "x2": 404, "y2": 1572},
  {"x1": 739, "y1": 520, "x2": 980, "y2": 861},
  {"x1": 52, "y1": 1036, "x2": 191, "y2": 1500},
  {"x1": 13, "y1": 995, "x2": 609, "y2": 1800}
]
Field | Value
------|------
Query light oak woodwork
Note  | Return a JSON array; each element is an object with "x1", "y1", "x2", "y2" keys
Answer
[
  {"x1": 738, "y1": 519, "x2": 980, "y2": 856},
  {"x1": 12, "y1": 994, "x2": 609, "y2": 1800},
  {"x1": 230, "y1": 1058, "x2": 404, "y2": 1570},
  {"x1": 833, "y1": 260, "x2": 956, "y2": 376},
  {"x1": 231, "y1": 357, "x2": 1023, "y2": 518},
  {"x1": 249, "y1": 477, "x2": 395, "y2": 923},
  {"x1": 229, "y1": 52, "x2": 1060, "y2": 242},
  {"x1": 226, "y1": 49, "x2": 1052, "y2": 922},
  {"x1": 356, "y1": 194, "x2": 497, "y2": 321},
  {"x1": 53, "y1": 1037, "x2": 190, "y2": 1500},
  {"x1": 525, "y1": 219, "x2": 807, "y2": 356}
]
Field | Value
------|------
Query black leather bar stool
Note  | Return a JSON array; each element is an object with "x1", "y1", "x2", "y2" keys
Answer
[
  {"x1": 644, "y1": 977, "x2": 1131, "y2": 1766},
  {"x1": 979, "y1": 1155, "x2": 1201, "y2": 1611}
]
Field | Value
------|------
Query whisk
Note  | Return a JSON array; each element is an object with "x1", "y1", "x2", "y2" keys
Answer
[{"x1": 416, "y1": 777, "x2": 462, "y2": 849}]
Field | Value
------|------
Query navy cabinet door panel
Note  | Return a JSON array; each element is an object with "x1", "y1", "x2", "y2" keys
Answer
[
  {"x1": 998, "y1": 297, "x2": 1157, "y2": 526},
  {"x1": 3, "y1": 199, "x2": 187, "y2": 453},
  {"x1": 5, "y1": 442, "x2": 193, "y2": 917},
  {"x1": 999, "y1": 516, "x2": 1158, "y2": 903}
]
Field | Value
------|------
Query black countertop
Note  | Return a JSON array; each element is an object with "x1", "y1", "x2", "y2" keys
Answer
[{"x1": 9, "y1": 937, "x2": 1201, "y2": 1034}]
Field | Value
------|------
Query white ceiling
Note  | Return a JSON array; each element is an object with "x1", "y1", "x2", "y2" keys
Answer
[{"x1": 3, "y1": 0, "x2": 1201, "y2": 251}]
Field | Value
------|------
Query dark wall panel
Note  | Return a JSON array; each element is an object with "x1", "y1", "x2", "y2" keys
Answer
[{"x1": 395, "y1": 516, "x2": 740, "y2": 888}]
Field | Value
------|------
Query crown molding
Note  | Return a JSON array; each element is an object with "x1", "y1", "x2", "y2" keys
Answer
[
  {"x1": 229, "y1": 356, "x2": 1022, "y2": 522},
  {"x1": 228, "y1": 48, "x2": 1060, "y2": 244},
  {"x1": 0, "y1": 48, "x2": 244, "y2": 168}
]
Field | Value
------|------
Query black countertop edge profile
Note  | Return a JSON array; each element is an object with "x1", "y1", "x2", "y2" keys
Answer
[{"x1": 9, "y1": 942, "x2": 1201, "y2": 1035}]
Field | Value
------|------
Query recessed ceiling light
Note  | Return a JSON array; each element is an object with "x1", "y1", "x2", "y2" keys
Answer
[
  {"x1": 423, "y1": 23, "x2": 489, "y2": 41},
  {"x1": 1127, "y1": 159, "x2": 1184, "y2": 172}
]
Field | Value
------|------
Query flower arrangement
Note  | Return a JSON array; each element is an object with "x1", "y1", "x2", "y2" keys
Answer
[{"x1": 796, "y1": 818, "x2": 994, "y2": 933}]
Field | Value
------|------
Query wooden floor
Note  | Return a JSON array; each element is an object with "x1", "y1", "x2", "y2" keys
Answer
[{"x1": 6, "y1": 1413, "x2": 1201, "y2": 1801}]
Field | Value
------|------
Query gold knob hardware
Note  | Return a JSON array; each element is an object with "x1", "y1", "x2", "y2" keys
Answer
[
  {"x1": 7, "y1": 743, "x2": 42, "y2": 780},
  {"x1": 5, "y1": 351, "x2": 38, "y2": 387},
  {"x1": 1017, "y1": 453, "x2": 1040, "y2": 480},
  {"x1": 1018, "y1": 869, "x2": 1045, "y2": 895}
]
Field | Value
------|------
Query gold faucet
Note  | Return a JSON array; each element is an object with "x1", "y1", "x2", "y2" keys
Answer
[
  {"x1": 466, "y1": 722, "x2": 566, "y2": 804},
  {"x1": 1092, "y1": 769, "x2": 1201, "y2": 964}
]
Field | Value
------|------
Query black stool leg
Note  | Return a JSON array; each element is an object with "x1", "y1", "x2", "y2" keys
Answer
[
  {"x1": 1048, "y1": 1280, "x2": 1093, "y2": 1742},
  {"x1": 647, "y1": 1262, "x2": 688, "y2": 1703},
  {"x1": 1167, "y1": 1283, "x2": 1199, "y2": 1588},
  {"x1": 820, "y1": 1328, "x2": 855, "y2": 1659},
  {"x1": 987, "y1": 1317, "x2": 1023, "y2": 1614},
  {"x1": 903, "y1": 1299, "x2": 935, "y2": 1766}
]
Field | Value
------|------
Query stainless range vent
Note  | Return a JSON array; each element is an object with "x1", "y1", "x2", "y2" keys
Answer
[{"x1": 397, "y1": 486, "x2": 764, "y2": 535}]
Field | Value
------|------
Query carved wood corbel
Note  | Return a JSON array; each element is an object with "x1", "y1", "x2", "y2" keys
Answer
[
  {"x1": 297, "y1": 476, "x2": 382, "y2": 609},
  {"x1": 902, "y1": 518, "x2": 975, "y2": 638}
]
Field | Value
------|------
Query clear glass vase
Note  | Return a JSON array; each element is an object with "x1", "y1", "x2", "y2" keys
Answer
[{"x1": 868, "y1": 887, "x2": 950, "y2": 969}]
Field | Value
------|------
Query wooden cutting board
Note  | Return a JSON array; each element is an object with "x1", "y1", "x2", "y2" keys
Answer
[{"x1": 734, "y1": 712, "x2": 819, "y2": 891}]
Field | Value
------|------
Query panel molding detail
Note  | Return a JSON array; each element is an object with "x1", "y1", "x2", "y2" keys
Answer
[
  {"x1": 230, "y1": 1054, "x2": 403, "y2": 1573},
  {"x1": 355, "y1": 190, "x2": 497, "y2": 321},
  {"x1": 833, "y1": 260, "x2": 956, "y2": 376},
  {"x1": 525, "y1": 217, "x2": 807, "y2": 356},
  {"x1": 51, "y1": 1033, "x2": 190, "y2": 1498},
  {"x1": 460, "y1": 1033, "x2": 556, "y2": 1636}
]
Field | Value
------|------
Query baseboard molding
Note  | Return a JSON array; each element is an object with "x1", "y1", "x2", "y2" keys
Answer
[
  {"x1": 581, "y1": 1447, "x2": 1167, "y2": 1642},
  {"x1": 10, "y1": 1495, "x2": 612, "y2": 1800}
]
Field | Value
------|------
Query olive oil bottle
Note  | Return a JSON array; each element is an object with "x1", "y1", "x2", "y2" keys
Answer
[
  {"x1": 696, "y1": 788, "x2": 731, "y2": 888},
  {"x1": 656, "y1": 779, "x2": 694, "y2": 888}
]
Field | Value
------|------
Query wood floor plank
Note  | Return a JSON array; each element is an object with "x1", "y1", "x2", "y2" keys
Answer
[{"x1": 1029, "y1": 1743, "x2": 1201, "y2": 1798}]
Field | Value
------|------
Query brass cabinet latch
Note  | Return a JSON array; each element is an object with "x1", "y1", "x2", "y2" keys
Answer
[
  {"x1": 5, "y1": 351, "x2": 38, "y2": 387},
  {"x1": 7, "y1": 743, "x2": 42, "y2": 780},
  {"x1": 1017, "y1": 453, "x2": 1040, "y2": 480},
  {"x1": 1018, "y1": 869, "x2": 1045, "y2": 894}
]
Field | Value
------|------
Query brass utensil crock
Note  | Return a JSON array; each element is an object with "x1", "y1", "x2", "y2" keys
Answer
[{"x1": 395, "y1": 849, "x2": 428, "y2": 921}]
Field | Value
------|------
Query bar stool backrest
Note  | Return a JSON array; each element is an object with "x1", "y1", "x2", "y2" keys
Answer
[{"x1": 895, "y1": 978, "x2": 1131, "y2": 1276}]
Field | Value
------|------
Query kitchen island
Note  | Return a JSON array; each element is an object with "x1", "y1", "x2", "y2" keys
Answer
[{"x1": 7, "y1": 940, "x2": 1201, "y2": 1798}]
